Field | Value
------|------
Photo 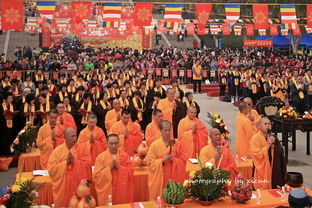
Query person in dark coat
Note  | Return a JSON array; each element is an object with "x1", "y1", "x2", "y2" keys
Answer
[{"x1": 172, "y1": 91, "x2": 186, "y2": 138}]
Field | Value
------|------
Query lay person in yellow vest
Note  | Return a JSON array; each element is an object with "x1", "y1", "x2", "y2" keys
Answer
[{"x1": 192, "y1": 59, "x2": 203, "y2": 94}]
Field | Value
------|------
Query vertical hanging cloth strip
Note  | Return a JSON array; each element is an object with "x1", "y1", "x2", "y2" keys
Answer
[
  {"x1": 233, "y1": 24, "x2": 242, "y2": 35},
  {"x1": 280, "y1": 5, "x2": 297, "y2": 30},
  {"x1": 164, "y1": 4, "x2": 183, "y2": 29},
  {"x1": 36, "y1": 1, "x2": 56, "y2": 19},
  {"x1": 102, "y1": 2, "x2": 121, "y2": 28},
  {"x1": 224, "y1": 4, "x2": 240, "y2": 25},
  {"x1": 210, "y1": 23, "x2": 219, "y2": 35}
]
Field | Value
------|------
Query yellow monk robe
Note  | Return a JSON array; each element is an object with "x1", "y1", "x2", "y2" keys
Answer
[
  {"x1": 235, "y1": 113, "x2": 257, "y2": 157},
  {"x1": 105, "y1": 109, "x2": 121, "y2": 132},
  {"x1": 250, "y1": 132, "x2": 273, "y2": 190},
  {"x1": 36, "y1": 123, "x2": 65, "y2": 169},
  {"x1": 78, "y1": 126, "x2": 107, "y2": 164},
  {"x1": 250, "y1": 109, "x2": 261, "y2": 124},
  {"x1": 145, "y1": 139, "x2": 187, "y2": 200},
  {"x1": 48, "y1": 143, "x2": 92, "y2": 207},
  {"x1": 145, "y1": 121, "x2": 161, "y2": 147},
  {"x1": 157, "y1": 98, "x2": 174, "y2": 124},
  {"x1": 58, "y1": 112, "x2": 77, "y2": 130},
  {"x1": 110, "y1": 121, "x2": 143, "y2": 156},
  {"x1": 178, "y1": 117, "x2": 208, "y2": 160},
  {"x1": 199, "y1": 140, "x2": 238, "y2": 184},
  {"x1": 93, "y1": 149, "x2": 133, "y2": 206}
]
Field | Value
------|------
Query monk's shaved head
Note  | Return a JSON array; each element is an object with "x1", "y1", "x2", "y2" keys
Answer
[
  {"x1": 187, "y1": 106, "x2": 197, "y2": 120},
  {"x1": 166, "y1": 88, "x2": 175, "y2": 101},
  {"x1": 153, "y1": 109, "x2": 163, "y2": 124},
  {"x1": 238, "y1": 102, "x2": 249, "y2": 114},
  {"x1": 49, "y1": 109, "x2": 58, "y2": 127},
  {"x1": 210, "y1": 128, "x2": 222, "y2": 147},
  {"x1": 107, "y1": 134, "x2": 119, "y2": 154},
  {"x1": 87, "y1": 113, "x2": 97, "y2": 129},
  {"x1": 258, "y1": 117, "x2": 271, "y2": 134},
  {"x1": 160, "y1": 120, "x2": 171, "y2": 141},
  {"x1": 64, "y1": 127, "x2": 77, "y2": 149},
  {"x1": 160, "y1": 120, "x2": 171, "y2": 130},
  {"x1": 112, "y1": 99, "x2": 121, "y2": 110},
  {"x1": 243, "y1": 97, "x2": 252, "y2": 103},
  {"x1": 88, "y1": 113, "x2": 97, "y2": 120}
]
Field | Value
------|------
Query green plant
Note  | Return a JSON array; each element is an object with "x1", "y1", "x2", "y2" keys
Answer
[
  {"x1": 188, "y1": 167, "x2": 230, "y2": 202},
  {"x1": 11, "y1": 124, "x2": 39, "y2": 155},
  {"x1": 207, "y1": 112, "x2": 230, "y2": 141},
  {"x1": 162, "y1": 179, "x2": 185, "y2": 205}
]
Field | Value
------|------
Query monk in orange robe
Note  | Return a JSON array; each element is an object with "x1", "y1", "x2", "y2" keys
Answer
[
  {"x1": 78, "y1": 113, "x2": 107, "y2": 165},
  {"x1": 250, "y1": 117, "x2": 278, "y2": 190},
  {"x1": 110, "y1": 109, "x2": 143, "y2": 156},
  {"x1": 243, "y1": 97, "x2": 261, "y2": 126},
  {"x1": 93, "y1": 134, "x2": 133, "y2": 206},
  {"x1": 157, "y1": 88, "x2": 176, "y2": 125},
  {"x1": 235, "y1": 102, "x2": 257, "y2": 157},
  {"x1": 48, "y1": 127, "x2": 92, "y2": 207},
  {"x1": 105, "y1": 99, "x2": 122, "y2": 132},
  {"x1": 145, "y1": 109, "x2": 163, "y2": 147},
  {"x1": 178, "y1": 106, "x2": 208, "y2": 160},
  {"x1": 145, "y1": 120, "x2": 187, "y2": 200},
  {"x1": 200, "y1": 128, "x2": 238, "y2": 183},
  {"x1": 36, "y1": 109, "x2": 65, "y2": 169},
  {"x1": 56, "y1": 102, "x2": 77, "y2": 130}
]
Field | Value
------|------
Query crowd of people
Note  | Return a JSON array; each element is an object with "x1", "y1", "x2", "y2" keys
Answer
[{"x1": 0, "y1": 37, "x2": 311, "y2": 207}]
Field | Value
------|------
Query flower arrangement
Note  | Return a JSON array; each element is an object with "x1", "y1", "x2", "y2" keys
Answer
[
  {"x1": 207, "y1": 113, "x2": 230, "y2": 140},
  {"x1": 185, "y1": 157, "x2": 230, "y2": 204},
  {"x1": 277, "y1": 106, "x2": 297, "y2": 119},
  {"x1": 10, "y1": 122, "x2": 39, "y2": 155},
  {"x1": 0, "y1": 166, "x2": 45, "y2": 208},
  {"x1": 230, "y1": 173, "x2": 252, "y2": 203},
  {"x1": 303, "y1": 111, "x2": 312, "y2": 119}
]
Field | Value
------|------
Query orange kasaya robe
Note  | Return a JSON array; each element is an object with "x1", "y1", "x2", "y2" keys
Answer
[
  {"x1": 145, "y1": 121, "x2": 161, "y2": 147},
  {"x1": 235, "y1": 113, "x2": 257, "y2": 157},
  {"x1": 36, "y1": 122, "x2": 65, "y2": 169},
  {"x1": 93, "y1": 149, "x2": 133, "y2": 206},
  {"x1": 145, "y1": 138, "x2": 187, "y2": 201},
  {"x1": 250, "y1": 132, "x2": 273, "y2": 190},
  {"x1": 78, "y1": 126, "x2": 107, "y2": 165},
  {"x1": 105, "y1": 109, "x2": 122, "y2": 132},
  {"x1": 110, "y1": 121, "x2": 143, "y2": 156},
  {"x1": 157, "y1": 98, "x2": 174, "y2": 124},
  {"x1": 48, "y1": 143, "x2": 92, "y2": 207},
  {"x1": 57, "y1": 112, "x2": 77, "y2": 130},
  {"x1": 178, "y1": 116, "x2": 208, "y2": 160},
  {"x1": 199, "y1": 140, "x2": 238, "y2": 185},
  {"x1": 249, "y1": 109, "x2": 261, "y2": 124}
]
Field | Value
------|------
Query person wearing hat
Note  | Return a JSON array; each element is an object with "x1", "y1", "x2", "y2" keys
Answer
[{"x1": 276, "y1": 188, "x2": 312, "y2": 208}]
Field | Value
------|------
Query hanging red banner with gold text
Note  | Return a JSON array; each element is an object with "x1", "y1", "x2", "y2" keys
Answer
[
  {"x1": 307, "y1": 5, "x2": 312, "y2": 28},
  {"x1": 243, "y1": 40, "x2": 273, "y2": 47},
  {"x1": 196, "y1": 4, "x2": 212, "y2": 30},
  {"x1": 253, "y1": 4, "x2": 269, "y2": 29},
  {"x1": 245, "y1": 24, "x2": 254, "y2": 36},
  {"x1": 41, "y1": 24, "x2": 51, "y2": 48},
  {"x1": 134, "y1": 3, "x2": 152, "y2": 26},
  {"x1": 1, "y1": 0, "x2": 24, "y2": 31},
  {"x1": 72, "y1": 1, "x2": 92, "y2": 23},
  {"x1": 142, "y1": 32, "x2": 151, "y2": 49}
]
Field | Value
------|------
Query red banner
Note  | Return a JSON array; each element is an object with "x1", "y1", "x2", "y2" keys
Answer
[
  {"x1": 42, "y1": 24, "x2": 51, "y2": 48},
  {"x1": 243, "y1": 40, "x2": 273, "y2": 48},
  {"x1": 222, "y1": 24, "x2": 231, "y2": 35},
  {"x1": 121, "y1": 5, "x2": 135, "y2": 19},
  {"x1": 293, "y1": 23, "x2": 301, "y2": 36},
  {"x1": 134, "y1": 3, "x2": 152, "y2": 26},
  {"x1": 308, "y1": 5, "x2": 312, "y2": 28},
  {"x1": 196, "y1": 4, "x2": 212, "y2": 30},
  {"x1": 156, "y1": 68, "x2": 161, "y2": 76},
  {"x1": 1, "y1": 0, "x2": 24, "y2": 31},
  {"x1": 187, "y1": 23, "x2": 194, "y2": 34},
  {"x1": 187, "y1": 70, "x2": 192, "y2": 78},
  {"x1": 55, "y1": 4, "x2": 73, "y2": 18},
  {"x1": 72, "y1": 1, "x2": 92, "y2": 23},
  {"x1": 203, "y1": 70, "x2": 208, "y2": 78},
  {"x1": 245, "y1": 24, "x2": 254, "y2": 36},
  {"x1": 142, "y1": 32, "x2": 151, "y2": 49},
  {"x1": 253, "y1": 5, "x2": 269, "y2": 29},
  {"x1": 270, "y1": 24, "x2": 279, "y2": 36},
  {"x1": 171, "y1": 69, "x2": 178, "y2": 77}
]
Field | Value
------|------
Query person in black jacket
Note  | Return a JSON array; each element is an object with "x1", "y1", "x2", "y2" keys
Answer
[{"x1": 290, "y1": 75, "x2": 307, "y2": 114}]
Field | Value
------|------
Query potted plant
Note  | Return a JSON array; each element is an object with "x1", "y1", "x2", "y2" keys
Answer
[{"x1": 186, "y1": 157, "x2": 230, "y2": 206}]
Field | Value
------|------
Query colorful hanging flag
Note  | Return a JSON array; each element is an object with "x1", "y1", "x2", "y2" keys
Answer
[
  {"x1": 27, "y1": 17, "x2": 38, "y2": 26},
  {"x1": 221, "y1": 23, "x2": 231, "y2": 35},
  {"x1": 102, "y1": 2, "x2": 122, "y2": 28},
  {"x1": 258, "y1": 29, "x2": 266, "y2": 36},
  {"x1": 233, "y1": 24, "x2": 242, "y2": 35},
  {"x1": 245, "y1": 24, "x2": 254, "y2": 36},
  {"x1": 196, "y1": 4, "x2": 212, "y2": 30},
  {"x1": 280, "y1": 5, "x2": 297, "y2": 29},
  {"x1": 72, "y1": 1, "x2": 92, "y2": 23},
  {"x1": 36, "y1": 1, "x2": 56, "y2": 19},
  {"x1": 307, "y1": 5, "x2": 312, "y2": 28},
  {"x1": 134, "y1": 3, "x2": 152, "y2": 26},
  {"x1": 270, "y1": 24, "x2": 279, "y2": 35},
  {"x1": 1, "y1": 0, "x2": 24, "y2": 31},
  {"x1": 87, "y1": 19, "x2": 97, "y2": 28},
  {"x1": 305, "y1": 25, "x2": 312, "y2": 33},
  {"x1": 164, "y1": 4, "x2": 183, "y2": 21},
  {"x1": 253, "y1": 4, "x2": 268, "y2": 29},
  {"x1": 281, "y1": 29, "x2": 288, "y2": 36},
  {"x1": 224, "y1": 5, "x2": 240, "y2": 24},
  {"x1": 210, "y1": 23, "x2": 219, "y2": 35},
  {"x1": 164, "y1": 21, "x2": 180, "y2": 29}
]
